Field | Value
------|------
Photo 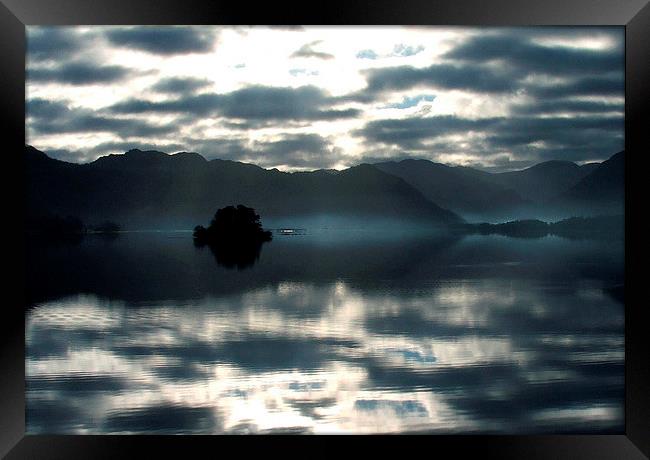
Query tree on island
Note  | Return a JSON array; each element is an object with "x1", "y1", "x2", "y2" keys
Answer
[
  {"x1": 194, "y1": 205, "x2": 272, "y2": 244},
  {"x1": 193, "y1": 205, "x2": 272, "y2": 269}
]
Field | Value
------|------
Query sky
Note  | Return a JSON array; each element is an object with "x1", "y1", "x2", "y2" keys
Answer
[{"x1": 26, "y1": 26, "x2": 624, "y2": 172}]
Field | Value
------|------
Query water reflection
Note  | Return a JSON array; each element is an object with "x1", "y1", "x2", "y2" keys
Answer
[
  {"x1": 25, "y1": 232, "x2": 624, "y2": 307},
  {"x1": 194, "y1": 238, "x2": 267, "y2": 270},
  {"x1": 26, "y1": 230, "x2": 624, "y2": 434}
]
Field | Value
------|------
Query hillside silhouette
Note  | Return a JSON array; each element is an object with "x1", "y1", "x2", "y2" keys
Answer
[
  {"x1": 374, "y1": 159, "x2": 528, "y2": 219},
  {"x1": 487, "y1": 160, "x2": 599, "y2": 202},
  {"x1": 465, "y1": 215, "x2": 623, "y2": 239},
  {"x1": 376, "y1": 152, "x2": 623, "y2": 221},
  {"x1": 25, "y1": 146, "x2": 461, "y2": 230},
  {"x1": 555, "y1": 151, "x2": 624, "y2": 214},
  {"x1": 25, "y1": 146, "x2": 623, "y2": 228}
]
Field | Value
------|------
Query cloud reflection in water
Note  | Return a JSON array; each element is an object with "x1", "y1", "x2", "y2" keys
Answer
[{"x1": 27, "y1": 274, "x2": 623, "y2": 434}]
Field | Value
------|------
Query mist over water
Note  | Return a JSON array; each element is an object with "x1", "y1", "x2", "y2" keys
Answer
[{"x1": 26, "y1": 230, "x2": 624, "y2": 434}]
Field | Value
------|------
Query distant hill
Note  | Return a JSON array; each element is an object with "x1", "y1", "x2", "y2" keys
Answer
[
  {"x1": 373, "y1": 153, "x2": 621, "y2": 221},
  {"x1": 560, "y1": 151, "x2": 624, "y2": 202},
  {"x1": 374, "y1": 159, "x2": 528, "y2": 219},
  {"x1": 25, "y1": 146, "x2": 461, "y2": 230},
  {"x1": 464, "y1": 215, "x2": 623, "y2": 239},
  {"x1": 548, "y1": 151, "x2": 624, "y2": 216},
  {"x1": 485, "y1": 160, "x2": 599, "y2": 202},
  {"x1": 25, "y1": 145, "x2": 624, "y2": 228}
]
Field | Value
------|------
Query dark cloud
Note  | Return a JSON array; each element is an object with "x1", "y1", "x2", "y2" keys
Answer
[
  {"x1": 218, "y1": 86, "x2": 330, "y2": 120},
  {"x1": 27, "y1": 98, "x2": 174, "y2": 138},
  {"x1": 291, "y1": 41, "x2": 334, "y2": 60},
  {"x1": 357, "y1": 115, "x2": 502, "y2": 150},
  {"x1": 350, "y1": 28, "x2": 623, "y2": 104},
  {"x1": 353, "y1": 63, "x2": 519, "y2": 101},
  {"x1": 511, "y1": 99, "x2": 623, "y2": 115},
  {"x1": 485, "y1": 116, "x2": 623, "y2": 150},
  {"x1": 181, "y1": 134, "x2": 339, "y2": 169},
  {"x1": 110, "y1": 85, "x2": 360, "y2": 122},
  {"x1": 28, "y1": 61, "x2": 132, "y2": 85},
  {"x1": 152, "y1": 77, "x2": 212, "y2": 94},
  {"x1": 356, "y1": 114, "x2": 623, "y2": 166},
  {"x1": 109, "y1": 93, "x2": 221, "y2": 116},
  {"x1": 104, "y1": 27, "x2": 216, "y2": 55},
  {"x1": 250, "y1": 133, "x2": 339, "y2": 169},
  {"x1": 446, "y1": 31, "x2": 623, "y2": 77},
  {"x1": 27, "y1": 28, "x2": 84, "y2": 62},
  {"x1": 26, "y1": 98, "x2": 70, "y2": 119},
  {"x1": 502, "y1": 26, "x2": 624, "y2": 48},
  {"x1": 526, "y1": 76, "x2": 624, "y2": 99}
]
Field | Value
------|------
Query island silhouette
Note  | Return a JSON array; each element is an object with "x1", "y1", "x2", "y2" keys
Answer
[{"x1": 193, "y1": 205, "x2": 272, "y2": 270}]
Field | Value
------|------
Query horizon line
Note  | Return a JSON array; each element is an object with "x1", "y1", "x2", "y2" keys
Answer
[{"x1": 25, "y1": 144, "x2": 621, "y2": 175}]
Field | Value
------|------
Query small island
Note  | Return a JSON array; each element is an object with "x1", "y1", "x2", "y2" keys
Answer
[
  {"x1": 462, "y1": 215, "x2": 623, "y2": 239},
  {"x1": 193, "y1": 205, "x2": 272, "y2": 244},
  {"x1": 193, "y1": 205, "x2": 272, "y2": 270}
]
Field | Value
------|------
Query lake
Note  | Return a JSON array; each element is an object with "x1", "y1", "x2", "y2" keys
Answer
[{"x1": 25, "y1": 230, "x2": 625, "y2": 434}]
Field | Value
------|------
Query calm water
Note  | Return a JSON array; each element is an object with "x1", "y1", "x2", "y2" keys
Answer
[{"x1": 25, "y1": 230, "x2": 625, "y2": 434}]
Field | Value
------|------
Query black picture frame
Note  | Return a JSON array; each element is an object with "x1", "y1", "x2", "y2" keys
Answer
[{"x1": 2, "y1": 0, "x2": 648, "y2": 458}]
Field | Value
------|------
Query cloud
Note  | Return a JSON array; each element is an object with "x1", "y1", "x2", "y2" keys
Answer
[
  {"x1": 356, "y1": 113, "x2": 624, "y2": 165},
  {"x1": 525, "y1": 76, "x2": 624, "y2": 99},
  {"x1": 250, "y1": 134, "x2": 340, "y2": 169},
  {"x1": 446, "y1": 31, "x2": 623, "y2": 77},
  {"x1": 26, "y1": 98, "x2": 70, "y2": 119},
  {"x1": 511, "y1": 99, "x2": 623, "y2": 115},
  {"x1": 104, "y1": 27, "x2": 217, "y2": 55},
  {"x1": 350, "y1": 29, "x2": 623, "y2": 103},
  {"x1": 485, "y1": 116, "x2": 623, "y2": 149},
  {"x1": 108, "y1": 93, "x2": 221, "y2": 116},
  {"x1": 27, "y1": 28, "x2": 84, "y2": 62},
  {"x1": 152, "y1": 77, "x2": 212, "y2": 94},
  {"x1": 357, "y1": 115, "x2": 502, "y2": 150},
  {"x1": 24, "y1": 26, "x2": 625, "y2": 171},
  {"x1": 354, "y1": 63, "x2": 519, "y2": 101},
  {"x1": 27, "y1": 98, "x2": 174, "y2": 137},
  {"x1": 110, "y1": 85, "x2": 360, "y2": 122},
  {"x1": 28, "y1": 61, "x2": 133, "y2": 85},
  {"x1": 290, "y1": 41, "x2": 334, "y2": 60},
  {"x1": 217, "y1": 86, "x2": 357, "y2": 121},
  {"x1": 184, "y1": 134, "x2": 340, "y2": 169}
]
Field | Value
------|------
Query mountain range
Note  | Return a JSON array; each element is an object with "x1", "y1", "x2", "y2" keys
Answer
[{"x1": 24, "y1": 145, "x2": 624, "y2": 229}]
